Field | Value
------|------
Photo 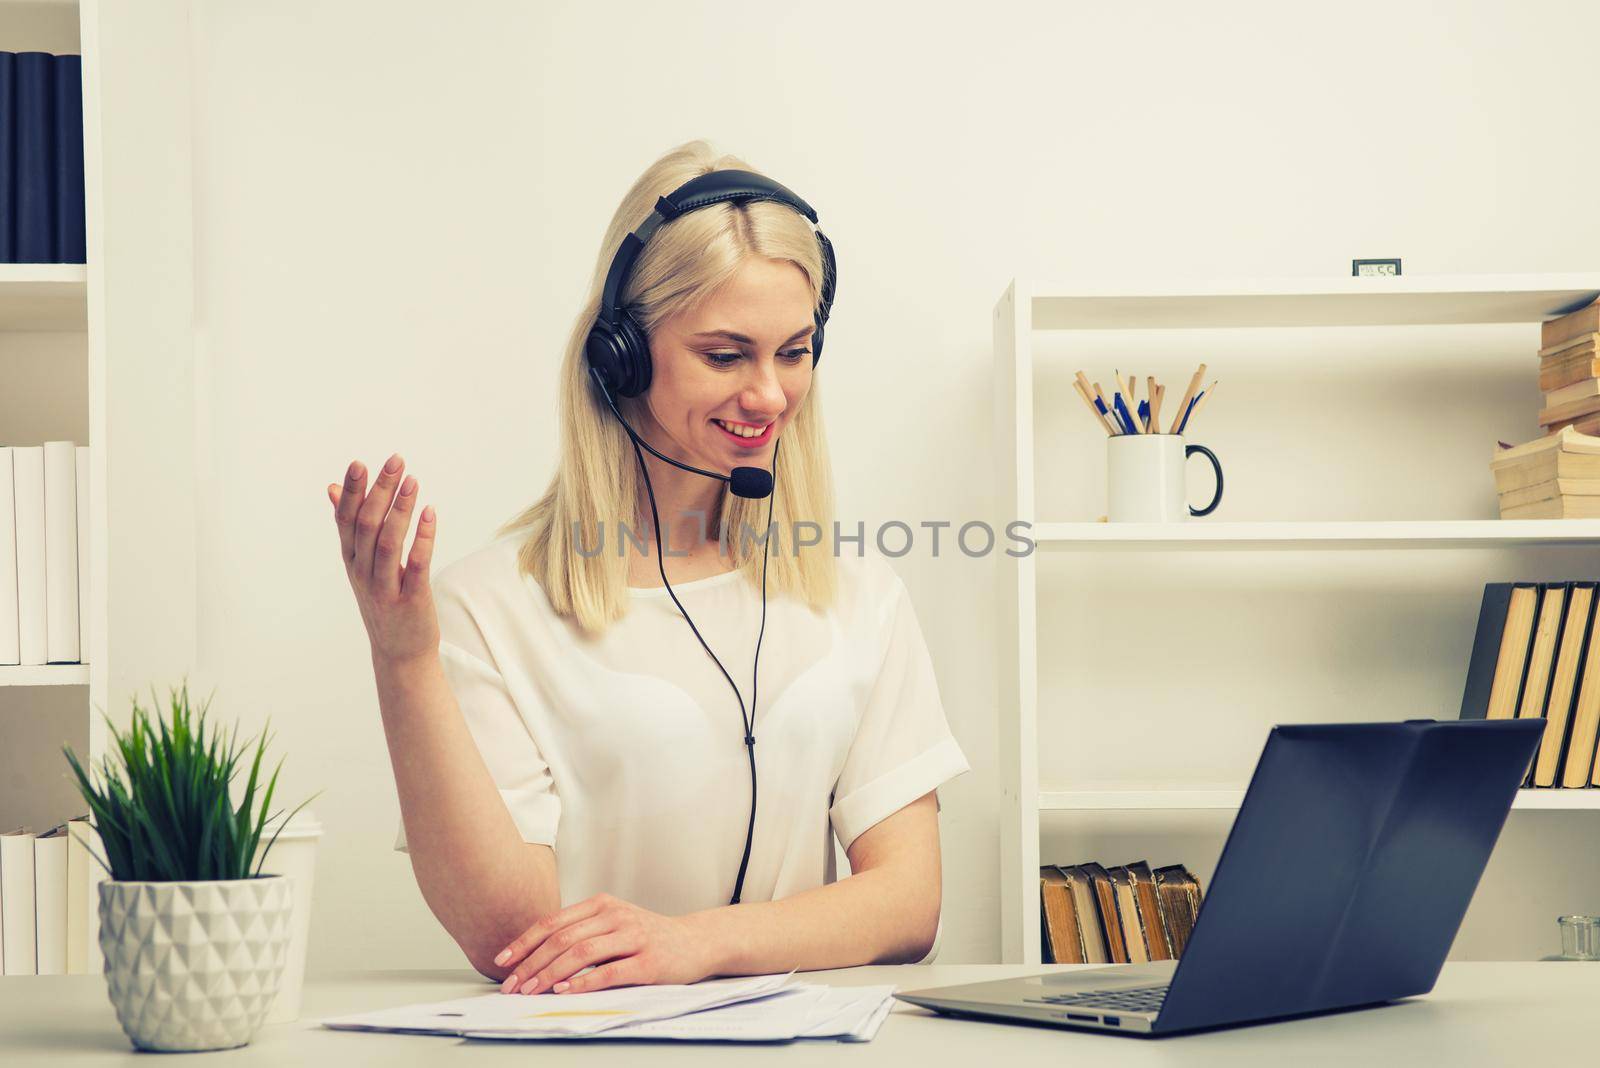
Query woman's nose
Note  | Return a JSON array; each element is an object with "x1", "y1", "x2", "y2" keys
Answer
[{"x1": 740, "y1": 361, "x2": 787, "y2": 416}]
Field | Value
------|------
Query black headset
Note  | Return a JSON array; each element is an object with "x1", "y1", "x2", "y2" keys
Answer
[
  {"x1": 585, "y1": 169, "x2": 836, "y2": 398},
  {"x1": 582, "y1": 168, "x2": 837, "y2": 906}
]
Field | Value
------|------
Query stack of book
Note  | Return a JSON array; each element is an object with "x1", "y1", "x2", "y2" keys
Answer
[
  {"x1": 1492, "y1": 426, "x2": 1600, "y2": 519},
  {"x1": 1538, "y1": 300, "x2": 1600, "y2": 437},
  {"x1": 0, "y1": 443, "x2": 88, "y2": 666},
  {"x1": 1492, "y1": 300, "x2": 1600, "y2": 518},
  {"x1": 0, "y1": 818, "x2": 102, "y2": 975},
  {"x1": 1460, "y1": 581, "x2": 1600, "y2": 786},
  {"x1": 0, "y1": 52, "x2": 86, "y2": 263},
  {"x1": 1038, "y1": 861, "x2": 1202, "y2": 965}
]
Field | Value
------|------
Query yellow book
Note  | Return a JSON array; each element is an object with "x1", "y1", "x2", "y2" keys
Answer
[{"x1": 1534, "y1": 586, "x2": 1595, "y2": 786}]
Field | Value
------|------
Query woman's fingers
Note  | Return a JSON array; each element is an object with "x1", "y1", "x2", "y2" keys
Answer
[
  {"x1": 402, "y1": 503, "x2": 437, "y2": 600},
  {"x1": 354, "y1": 453, "x2": 404, "y2": 580},
  {"x1": 522, "y1": 932, "x2": 638, "y2": 996},
  {"x1": 500, "y1": 916, "x2": 615, "y2": 994},
  {"x1": 373, "y1": 474, "x2": 418, "y2": 599},
  {"x1": 494, "y1": 895, "x2": 611, "y2": 985},
  {"x1": 333, "y1": 461, "x2": 367, "y2": 567}
]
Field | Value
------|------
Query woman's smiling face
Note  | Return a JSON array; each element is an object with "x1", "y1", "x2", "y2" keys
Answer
[{"x1": 641, "y1": 256, "x2": 816, "y2": 471}]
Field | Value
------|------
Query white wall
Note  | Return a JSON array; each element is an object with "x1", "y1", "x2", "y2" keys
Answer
[{"x1": 176, "y1": 0, "x2": 1600, "y2": 971}]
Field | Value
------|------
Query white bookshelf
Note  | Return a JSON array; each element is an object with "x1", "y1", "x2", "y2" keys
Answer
[{"x1": 993, "y1": 272, "x2": 1600, "y2": 965}]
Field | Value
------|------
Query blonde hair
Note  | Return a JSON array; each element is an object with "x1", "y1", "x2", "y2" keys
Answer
[{"x1": 496, "y1": 141, "x2": 838, "y2": 635}]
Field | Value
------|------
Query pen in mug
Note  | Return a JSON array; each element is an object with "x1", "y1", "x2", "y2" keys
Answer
[{"x1": 1179, "y1": 380, "x2": 1217, "y2": 434}]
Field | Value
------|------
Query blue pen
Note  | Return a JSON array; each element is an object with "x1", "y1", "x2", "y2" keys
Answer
[
  {"x1": 1137, "y1": 399, "x2": 1150, "y2": 433},
  {"x1": 1176, "y1": 390, "x2": 1204, "y2": 434},
  {"x1": 1113, "y1": 393, "x2": 1140, "y2": 434}
]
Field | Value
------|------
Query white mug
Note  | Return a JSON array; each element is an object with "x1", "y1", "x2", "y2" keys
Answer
[{"x1": 1106, "y1": 434, "x2": 1223, "y2": 522}]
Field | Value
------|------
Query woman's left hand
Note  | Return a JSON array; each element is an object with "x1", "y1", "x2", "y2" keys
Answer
[{"x1": 493, "y1": 893, "x2": 718, "y2": 995}]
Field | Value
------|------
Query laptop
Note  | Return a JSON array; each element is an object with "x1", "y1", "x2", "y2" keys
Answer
[{"x1": 896, "y1": 718, "x2": 1543, "y2": 1036}]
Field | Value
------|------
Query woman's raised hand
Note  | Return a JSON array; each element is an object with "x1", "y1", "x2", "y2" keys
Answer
[{"x1": 329, "y1": 453, "x2": 440, "y2": 664}]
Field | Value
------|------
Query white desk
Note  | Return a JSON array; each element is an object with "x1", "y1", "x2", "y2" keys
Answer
[{"x1": 0, "y1": 962, "x2": 1588, "y2": 1065}]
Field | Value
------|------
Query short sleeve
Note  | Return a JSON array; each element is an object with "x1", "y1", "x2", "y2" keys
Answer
[
  {"x1": 394, "y1": 576, "x2": 562, "y2": 853},
  {"x1": 828, "y1": 569, "x2": 971, "y2": 853}
]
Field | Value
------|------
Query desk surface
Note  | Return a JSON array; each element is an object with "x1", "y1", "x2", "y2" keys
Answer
[{"x1": 1, "y1": 962, "x2": 1589, "y2": 1066}]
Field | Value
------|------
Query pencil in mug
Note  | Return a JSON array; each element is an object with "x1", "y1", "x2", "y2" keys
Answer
[
  {"x1": 1072, "y1": 377, "x2": 1116, "y2": 436},
  {"x1": 1075, "y1": 371, "x2": 1120, "y2": 435},
  {"x1": 1168, "y1": 362, "x2": 1207, "y2": 435}
]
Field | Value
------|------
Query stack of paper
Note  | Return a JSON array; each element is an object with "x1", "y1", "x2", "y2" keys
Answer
[{"x1": 321, "y1": 972, "x2": 898, "y2": 1044}]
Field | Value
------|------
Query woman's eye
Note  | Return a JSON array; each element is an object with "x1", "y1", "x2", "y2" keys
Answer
[{"x1": 704, "y1": 349, "x2": 811, "y2": 367}]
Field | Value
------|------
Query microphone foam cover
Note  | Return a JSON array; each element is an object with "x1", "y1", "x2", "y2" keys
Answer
[{"x1": 729, "y1": 466, "x2": 773, "y2": 499}]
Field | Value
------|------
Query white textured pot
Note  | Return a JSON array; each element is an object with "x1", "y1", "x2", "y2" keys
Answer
[{"x1": 98, "y1": 876, "x2": 293, "y2": 1052}]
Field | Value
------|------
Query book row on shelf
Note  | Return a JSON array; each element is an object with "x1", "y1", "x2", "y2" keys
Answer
[
  {"x1": 0, "y1": 52, "x2": 87, "y2": 264},
  {"x1": 1492, "y1": 301, "x2": 1600, "y2": 519},
  {"x1": 1038, "y1": 861, "x2": 1203, "y2": 966},
  {"x1": 0, "y1": 443, "x2": 88, "y2": 667},
  {"x1": 1460, "y1": 581, "x2": 1600, "y2": 787},
  {"x1": 0, "y1": 818, "x2": 101, "y2": 975}
]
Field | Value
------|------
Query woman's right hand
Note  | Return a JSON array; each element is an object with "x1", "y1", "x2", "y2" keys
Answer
[{"x1": 328, "y1": 452, "x2": 440, "y2": 665}]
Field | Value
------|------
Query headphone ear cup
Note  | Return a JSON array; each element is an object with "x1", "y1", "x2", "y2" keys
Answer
[
  {"x1": 616, "y1": 312, "x2": 652, "y2": 397},
  {"x1": 585, "y1": 324, "x2": 626, "y2": 394},
  {"x1": 811, "y1": 317, "x2": 824, "y2": 366}
]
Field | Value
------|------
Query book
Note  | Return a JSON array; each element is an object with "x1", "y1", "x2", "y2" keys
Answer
[
  {"x1": 1516, "y1": 585, "x2": 1568, "y2": 738},
  {"x1": 1501, "y1": 497, "x2": 1600, "y2": 519},
  {"x1": 76, "y1": 446, "x2": 88, "y2": 661},
  {"x1": 1543, "y1": 301, "x2": 1600, "y2": 352},
  {"x1": 1038, "y1": 866, "x2": 1083, "y2": 964},
  {"x1": 1544, "y1": 378, "x2": 1600, "y2": 409},
  {"x1": 1534, "y1": 584, "x2": 1596, "y2": 786},
  {"x1": 34, "y1": 827, "x2": 68, "y2": 975},
  {"x1": 0, "y1": 830, "x2": 38, "y2": 975},
  {"x1": 1564, "y1": 605, "x2": 1600, "y2": 787},
  {"x1": 1539, "y1": 352, "x2": 1600, "y2": 393},
  {"x1": 1107, "y1": 866, "x2": 1151, "y2": 964},
  {"x1": 44, "y1": 440, "x2": 80, "y2": 663},
  {"x1": 1153, "y1": 865, "x2": 1204, "y2": 957},
  {"x1": 13, "y1": 447, "x2": 46, "y2": 665},
  {"x1": 1538, "y1": 392, "x2": 1600, "y2": 429},
  {"x1": 1492, "y1": 425, "x2": 1600, "y2": 463},
  {"x1": 1498, "y1": 479, "x2": 1600, "y2": 511},
  {"x1": 1495, "y1": 456, "x2": 1600, "y2": 494},
  {"x1": 51, "y1": 55, "x2": 85, "y2": 264},
  {"x1": 65, "y1": 817, "x2": 93, "y2": 973},
  {"x1": 1539, "y1": 333, "x2": 1598, "y2": 360},
  {"x1": 1079, "y1": 862, "x2": 1127, "y2": 963},
  {"x1": 1059, "y1": 865, "x2": 1109, "y2": 963},
  {"x1": 1460, "y1": 583, "x2": 1540, "y2": 721},
  {"x1": 13, "y1": 52, "x2": 54, "y2": 263},
  {"x1": 0, "y1": 53, "x2": 13, "y2": 261},
  {"x1": 1126, "y1": 862, "x2": 1173, "y2": 960},
  {"x1": 0, "y1": 448, "x2": 17, "y2": 664}
]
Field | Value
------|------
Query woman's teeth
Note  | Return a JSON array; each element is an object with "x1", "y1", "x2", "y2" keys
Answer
[{"x1": 715, "y1": 419, "x2": 767, "y2": 438}]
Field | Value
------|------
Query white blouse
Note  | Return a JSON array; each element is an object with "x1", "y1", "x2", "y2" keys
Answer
[{"x1": 394, "y1": 534, "x2": 971, "y2": 959}]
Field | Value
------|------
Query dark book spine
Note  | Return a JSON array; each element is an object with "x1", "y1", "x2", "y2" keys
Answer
[
  {"x1": 14, "y1": 51, "x2": 55, "y2": 263},
  {"x1": 51, "y1": 55, "x2": 83, "y2": 264},
  {"x1": 1460, "y1": 583, "x2": 1515, "y2": 720},
  {"x1": 0, "y1": 53, "x2": 15, "y2": 262}
]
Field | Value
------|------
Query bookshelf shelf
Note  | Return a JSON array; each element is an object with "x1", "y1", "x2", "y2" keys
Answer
[
  {"x1": 1038, "y1": 788, "x2": 1600, "y2": 811},
  {"x1": 1029, "y1": 272, "x2": 1600, "y2": 331},
  {"x1": 0, "y1": 665, "x2": 90, "y2": 687},
  {"x1": 994, "y1": 272, "x2": 1600, "y2": 965},
  {"x1": 1034, "y1": 520, "x2": 1600, "y2": 551},
  {"x1": 0, "y1": 263, "x2": 88, "y2": 329}
]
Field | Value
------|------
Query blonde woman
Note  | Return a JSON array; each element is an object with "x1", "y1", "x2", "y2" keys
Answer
[{"x1": 328, "y1": 141, "x2": 970, "y2": 997}]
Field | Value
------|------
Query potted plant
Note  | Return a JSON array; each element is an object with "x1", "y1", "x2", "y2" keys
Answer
[{"x1": 63, "y1": 680, "x2": 315, "y2": 1052}]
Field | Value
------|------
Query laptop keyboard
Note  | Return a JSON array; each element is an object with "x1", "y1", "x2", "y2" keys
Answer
[{"x1": 1026, "y1": 984, "x2": 1169, "y2": 1014}]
